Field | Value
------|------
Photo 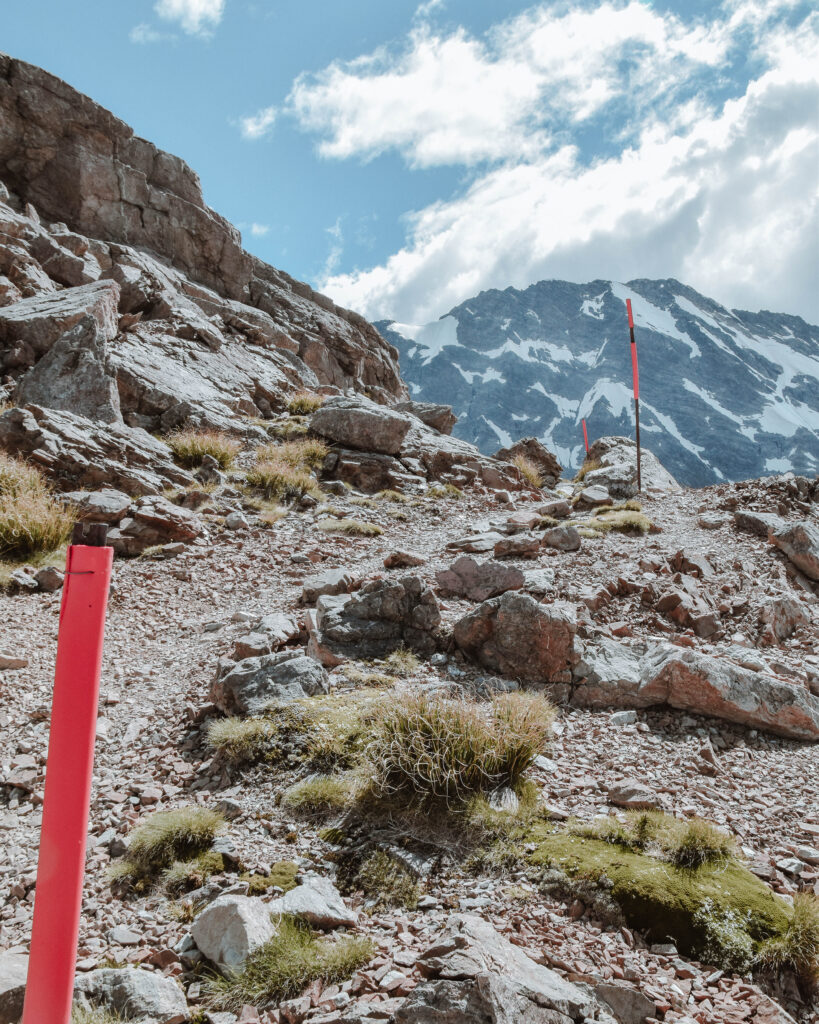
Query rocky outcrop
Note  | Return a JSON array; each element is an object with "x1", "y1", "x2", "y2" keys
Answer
[
  {"x1": 0, "y1": 52, "x2": 406, "y2": 416},
  {"x1": 436, "y1": 556, "x2": 524, "y2": 602},
  {"x1": 0, "y1": 404, "x2": 193, "y2": 494},
  {"x1": 771, "y1": 521, "x2": 819, "y2": 581},
  {"x1": 453, "y1": 592, "x2": 579, "y2": 688},
  {"x1": 211, "y1": 650, "x2": 329, "y2": 715},
  {"x1": 106, "y1": 495, "x2": 204, "y2": 556},
  {"x1": 73, "y1": 967, "x2": 187, "y2": 1020},
  {"x1": 307, "y1": 576, "x2": 441, "y2": 665},
  {"x1": 494, "y1": 437, "x2": 562, "y2": 487},
  {"x1": 310, "y1": 395, "x2": 413, "y2": 455},
  {"x1": 394, "y1": 400, "x2": 456, "y2": 435},
  {"x1": 584, "y1": 436, "x2": 680, "y2": 497}
]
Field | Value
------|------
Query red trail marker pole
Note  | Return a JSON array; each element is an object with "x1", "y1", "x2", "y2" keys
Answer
[
  {"x1": 22, "y1": 523, "x2": 112, "y2": 1024},
  {"x1": 582, "y1": 418, "x2": 589, "y2": 454},
  {"x1": 625, "y1": 298, "x2": 641, "y2": 492}
]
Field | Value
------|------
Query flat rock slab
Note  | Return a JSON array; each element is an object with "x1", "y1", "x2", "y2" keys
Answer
[
  {"x1": 446, "y1": 532, "x2": 505, "y2": 553},
  {"x1": 74, "y1": 967, "x2": 187, "y2": 1020},
  {"x1": 436, "y1": 556, "x2": 524, "y2": 602},
  {"x1": 268, "y1": 874, "x2": 357, "y2": 929},
  {"x1": 302, "y1": 567, "x2": 355, "y2": 605}
]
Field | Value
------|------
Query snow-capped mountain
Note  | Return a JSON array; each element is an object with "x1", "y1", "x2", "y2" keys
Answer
[{"x1": 376, "y1": 279, "x2": 819, "y2": 487}]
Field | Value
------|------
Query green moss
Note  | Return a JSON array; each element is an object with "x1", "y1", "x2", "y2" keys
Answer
[
  {"x1": 110, "y1": 806, "x2": 224, "y2": 888},
  {"x1": 241, "y1": 860, "x2": 298, "y2": 896},
  {"x1": 162, "y1": 850, "x2": 226, "y2": 896},
  {"x1": 282, "y1": 773, "x2": 363, "y2": 815},
  {"x1": 526, "y1": 825, "x2": 790, "y2": 969}
]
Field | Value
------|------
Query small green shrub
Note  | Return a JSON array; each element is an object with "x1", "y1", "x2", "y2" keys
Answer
[
  {"x1": 355, "y1": 850, "x2": 419, "y2": 910},
  {"x1": 317, "y1": 518, "x2": 382, "y2": 537},
  {"x1": 287, "y1": 391, "x2": 325, "y2": 416},
  {"x1": 512, "y1": 454, "x2": 542, "y2": 488},
  {"x1": 756, "y1": 893, "x2": 819, "y2": 991},
  {"x1": 114, "y1": 807, "x2": 223, "y2": 883},
  {"x1": 0, "y1": 452, "x2": 73, "y2": 559},
  {"x1": 166, "y1": 428, "x2": 240, "y2": 468},
  {"x1": 282, "y1": 773, "x2": 362, "y2": 814},
  {"x1": 369, "y1": 692, "x2": 555, "y2": 802},
  {"x1": 207, "y1": 717, "x2": 276, "y2": 764},
  {"x1": 162, "y1": 850, "x2": 225, "y2": 896},
  {"x1": 668, "y1": 818, "x2": 736, "y2": 869},
  {"x1": 427, "y1": 483, "x2": 463, "y2": 500},
  {"x1": 208, "y1": 914, "x2": 374, "y2": 1010}
]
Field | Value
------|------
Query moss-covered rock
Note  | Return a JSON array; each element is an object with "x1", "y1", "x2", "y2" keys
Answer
[
  {"x1": 526, "y1": 824, "x2": 791, "y2": 970},
  {"x1": 241, "y1": 860, "x2": 299, "y2": 896}
]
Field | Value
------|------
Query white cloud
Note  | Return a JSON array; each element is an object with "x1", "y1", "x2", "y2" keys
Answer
[
  {"x1": 250, "y1": 223, "x2": 270, "y2": 236},
  {"x1": 414, "y1": 0, "x2": 444, "y2": 20},
  {"x1": 322, "y1": 219, "x2": 344, "y2": 278},
  {"x1": 317, "y1": 9, "x2": 819, "y2": 323},
  {"x1": 154, "y1": 0, "x2": 224, "y2": 36},
  {"x1": 130, "y1": 23, "x2": 171, "y2": 44},
  {"x1": 286, "y1": 3, "x2": 730, "y2": 168},
  {"x1": 241, "y1": 106, "x2": 277, "y2": 140}
]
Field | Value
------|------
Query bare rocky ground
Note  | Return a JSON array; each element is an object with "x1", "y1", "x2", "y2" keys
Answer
[{"x1": 1, "y1": 466, "x2": 817, "y2": 1024}]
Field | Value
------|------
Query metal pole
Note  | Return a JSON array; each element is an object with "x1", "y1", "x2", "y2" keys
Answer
[{"x1": 626, "y1": 299, "x2": 641, "y2": 493}]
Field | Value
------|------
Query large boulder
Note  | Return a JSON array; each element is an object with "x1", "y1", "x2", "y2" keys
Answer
[
  {"x1": 191, "y1": 894, "x2": 276, "y2": 969},
  {"x1": 394, "y1": 400, "x2": 456, "y2": 435},
  {"x1": 268, "y1": 874, "x2": 357, "y2": 929},
  {"x1": 323, "y1": 447, "x2": 423, "y2": 494},
  {"x1": 583, "y1": 436, "x2": 679, "y2": 497},
  {"x1": 63, "y1": 488, "x2": 132, "y2": 523},
  {"x1": 771, "y1": 521, "x2": 819, "y2": 580},
  {"x1": 0, "y1": 951, "x2": 27, "y2": 1024},
  {"x1": 453, "y1": 592, "x2": 579, "y2": 686},
  {"x1": 107, "y1": 495, "x2": 203, "y2": 555},
  {"x1": 211, "y1": 650, "x2": 329, "y2": 715},
  {"x1": 310, "y1": 395, "x2": 413, "y2": 455},
  {"x1": 494, "y1": 437, "x2": 562, "y2": 488},
  {"x1": 308, "y1": 576, "x2": 441, "y2": 664},
  {"x1": 15, "y1": 314, "x2": 122, "y2": 422},
  {"x1": 0, "y1": 404, "x2": 193, "y2": 495},
  {"x1": 73, "y1": 967, "x2": 187, "y2": 1021},
  {"x1": 436, "y1": 556, "x2": 525, "y2": 602},
  {"x1": 400, "y1": 914, "x2": 593, "y2": 1024},
  {"x1": 0, "y1": 279, "x2": 119, "y2": 374}
]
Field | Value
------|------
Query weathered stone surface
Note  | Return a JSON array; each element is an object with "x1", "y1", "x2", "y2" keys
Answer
[
  {"x1": 537, "y1": 498, "x2": 571, "y2": 519},
  {"x1": 595, "y1": 982, "x2": 656, "y2": 1024},
  {"x1": 64, "y1": 487, "x2": 132, "y2": 523},
  {"x1": 584, "y1": 436, "x2": 679, "y2": 496},
  {"x1": 436, "y1": 556, "x2": 524, "y2": 602},
  {"x1": 394, "y1": 400, "x2": 456, "y2": 435},
  {"x1": 14, "y1": 313, "x2": 122, "y2": 423},
  {"x1": 309, "y1": 576, "x2": 441, "y2": 664},
  {"x1": 107, "y1": 495, "x2": 203, "y2": 556},
  {"x1": 268, "y1": 874, "x2": 357, "y2": 929},
  {"x1": 232, "y1": 612, "x2": 301, "y2": 659},
  {"x1": 324, "y1": 448, "x2": 421, "y2": 494},
  {"x1": 0, "y1": 404, "x2": 193, "y2": 495},
  {"x1": 211, "y1": 650, "x2": 328, "y2": 715},
  {"x1": 771, "y1": 521, "x2": 819, "y2": 580},
  {"x1": 542, "y1": 525, "x2": 581, "y2": 552},
  {"x1": 758, "y1": 596, "x2": 812, "y2": 644},
  {"x1": 412, "y1": 914, "x2": 592, "y2": 1023},
  {"x1": 608, "y1": 778, "x2": 661, "y2": 810},
  {"x1": 493, "y1": 532, "x2": 541, "y2": 559},
  {"x1": 575, "y1": 484, "x2": 611, "y2": 508},
  {"x1": 0, "y1": 279, "x2": 119, "y2": 373},
  {"x1": 733, "y1": 510, "x2": 785, "y2": 537},
  {"x1": 191, "y1": 894, "x2": 276, "y2": 969},
  {"x1": 454, "y1": 592, "x2": 578, "y2": 685},
  {"x1": 302, "y1": 568, "x2": 355, "y2": 605},
  {"x1": 572, "y1": 637, "x2": 646, "y2": 707},
  {"x1": 0, "y1": 951, "x2": 27, "y2": 1024},
  {"x1": 73, "y1": 967, "x2": 187, "y2": 1020},
  {"x1": 494, "y1": 437, "x2": 562, "y2": 487},
  {"x1": 34, "y1": 565, "x2": 63, "y2": 592},
  {"x1": 446, "y1": 532, "x2": 505, "y2": 553},
  {"x1": 311, "y1": 395, "x2": 412, "y2": 455},
  {"x1": 384, "y1": 549, "x2": 426, "y2": 569}
]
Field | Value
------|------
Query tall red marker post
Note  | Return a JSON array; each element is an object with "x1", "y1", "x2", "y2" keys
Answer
[
  {"x1": 22, "y1": 523, "x2": 113, "y2": 1024},
  {"x1": 625, "y1": 299, "x2": 641, "y2": 493},
  {"x1": 582, "y1": 418, "x2": 589, "y2": 454}
]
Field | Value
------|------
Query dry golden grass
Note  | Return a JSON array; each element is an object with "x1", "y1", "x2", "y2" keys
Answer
[
  {"x1": 0, "y1": 452, "x2": 73, "y2": 560},
  {"x1": 246, "y1": 461, "x2": 321, "y2": 502},
  {"x1": 757, "y1": 893, "x2": 819, "y2": 990},
  {"x1": 256, "y1": 438, "x2": 328, "y2": 469},
  {"x1": 207, "y1": 717, "x2": 276, "y2": 764},
  {"x1": 512, "y1": 454, "x2": 542, "y2": 488},
  {"x1": 286, "y1": 391, "x2": 325, "y2": 415},
  {"x1": 166, "y1": 428, "x2": 240, "y2": 468},
  {"x1": 317, "y1": 518, "x2": 382, "y2": 537},
  {"x1": 574, "y1": 457, "x2": 601, "y2": 482}
]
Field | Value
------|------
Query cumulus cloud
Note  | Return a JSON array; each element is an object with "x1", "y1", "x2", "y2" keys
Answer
[
  {"x1": 250, "y1": 223, "x2": 270, "y2": 236},
  {"x1": 154, "y1": 0, "x2": 224, "y2": 36},
  {"x1": 130, "y1": 23, "x2": 171, "y2": 44},
  {"x1": 241, "y1": 106, "x2": 277, "y2": 140}
]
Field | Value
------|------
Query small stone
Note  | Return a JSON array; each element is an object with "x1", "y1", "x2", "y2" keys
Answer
[
  {"x1": 610, "y1": 710, "x2": 637, "y2": 726},
  {"x1": 34, "y1": 566, "x2": 64, "y2": 592},
  {"x1": 107, "y1": 925, "x2": 142, "y2": 946},
  {"x1": 608, "y1": 779, "x2": 661, "y2": 810},
  {"x1": 225, "y1": 511, "x2": 249, "y2": 530},
  {"x1": 384, "y1": 550, "x2": 426, "y2": 569},
  {"x1": 0, "y1": 653, "x2": 28, "y2": 670}
]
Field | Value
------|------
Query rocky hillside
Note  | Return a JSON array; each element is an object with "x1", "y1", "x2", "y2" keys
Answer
[
  {"x1": 0, "y1": 53, "x2": 817, "y2": 1024},
  {"x1": 377, "y1": 278, "x2": 819, "y2": 487}
]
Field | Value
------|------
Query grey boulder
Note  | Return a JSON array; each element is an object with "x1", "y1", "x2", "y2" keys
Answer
[
  {"x1": 268, "y1": 873, "x2": 357, "y2": 929},
  {"x1": 310, "y1": 395, "x2": 413, "y2": 455},
  {"x1": 211, "y1": 650, "x2": 329, "y2": 715},
  {"x1": 73, "y1": 967, "x2": 187, "y2": 1021},
  {"x1": 191, "y1": 894, "x2": 276, "y2": 969},
  {"x1": 771, "y1": 521, "x2": 819, "y2": 580},
  {"x1": 0, "y1": 951, "x2": 27, "y2": 1024}
]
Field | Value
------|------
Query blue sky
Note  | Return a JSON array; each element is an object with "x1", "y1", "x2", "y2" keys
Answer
[{"x1": 3, "y1": 0, "x2": 817, "y2": 324}]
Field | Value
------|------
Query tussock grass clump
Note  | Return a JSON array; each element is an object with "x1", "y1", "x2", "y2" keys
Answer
[
  {"x1": 287, "y1": 391, "x2": 325, "y2": 415},
  {"x1": 241, "y1": 860, "x2": 298, "y2": 896},
  {"x1": 246, "y1": 461, "x2": 321, "y2": 503},
  {"x1": 0, "y1": 452, "x2": 73, "y2": 560},
  {"x1": 383, "y1": 646, "x2": 419, "y2": 678},
  {"x1": 571, "y1": 811, "x2": 736, "y2": 868},
  {"x1": 369, "y1": 692, "x2": 555, "y2": 802},
  {"x1": 586, "y1": 510, "x2": 652, "y2": 535},
  {"x1": 209, "y1": 914, "x2": 374, "y2": 1011},
  {"x1": 269, "y1": 416, "x2": 309, "y2": 441},
  {"x1": 574, "y1": 457, "x2": 601, "y2": 482},
  {"x1": 669, "y1": 818, "x2": 736, "y2": 869},
  {"x1": 317, "y1": 518, "x2": 382, "y2": 537},
  {"x1": 427, "y1": 483, "x2": 463, "y2": 500},
  {"x1": 375, "y1": 489, "x2": 409, "y2": 503},
  {"x1": 355, "y1": 850, "x2": 419, "y2": 910},
  {"x1": 348, "y1": 496, "x2": 378, "y2": 508},
  {"x1": 512, "y1": 454, "x2": 542, "y2": 488},
  {"x1": 162, "y1": 850, "x2": 225, "y2": 896},
  {"x1": 167, "y1": 428, "x2": 240, "y2": 468},
  {"x1": 756, "y1": 893, "x2": 819, "y2": 990},
  {"x1": 113, "y1": 807, "x2": 224, "y2": 884},
  {"x1": 282, "y1": 773, "x2": 363, "y2": 814},
  {"x1": 207, "y1": 717, "x2": 276, "y2": 764},
  {"x1": 257, "y1": 438, "x2": 328, "y2": 469},
  {"x1": 72, "y1": 1008, "x2": 123, "y2": 1024}
]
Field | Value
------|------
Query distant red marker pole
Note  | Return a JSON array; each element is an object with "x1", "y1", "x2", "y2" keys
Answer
[
  {"x1": 22, "y1": 523, "x2": 113, "y2": 1024},
  {"x1": 582, "y1": 418, "x2": 589, "y2": 454},
  {"x1": 626, "y1": 299, "x2": 641, "y2": 492}
]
